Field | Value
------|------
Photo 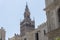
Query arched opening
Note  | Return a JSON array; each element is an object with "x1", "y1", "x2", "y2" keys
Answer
[{"x1": 58, "y1": 8, "x2": 60, "y2": 22}]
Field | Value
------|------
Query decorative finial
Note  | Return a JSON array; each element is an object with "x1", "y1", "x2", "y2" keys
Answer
[
  {"x1": 26, "y1": 2, "x2": 27, "y2": 5},
  {"x1": 24, "y1": 2, "x2": 30, "y2": 19},
  {"x1": 26, "y1": 2, "x2": 28, "y2": 9}
]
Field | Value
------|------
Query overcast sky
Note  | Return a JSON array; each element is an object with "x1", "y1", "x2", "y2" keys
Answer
[{"x1": 0, "y1": 0, "x2": 47, "y2": 40}]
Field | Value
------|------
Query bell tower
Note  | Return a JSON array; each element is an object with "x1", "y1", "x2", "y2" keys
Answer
[{"x1": 20, "y1": 4, "x2": 35, "y2": 36}]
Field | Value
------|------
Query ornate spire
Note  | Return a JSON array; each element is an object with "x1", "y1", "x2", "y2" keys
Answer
[
  {"x1": 24, "y1": 3, "x2": 30, "y2": 19},
  {"x1": 25, "y1": 2, "x2": 29, "y2": 11},
  {"x1": 20, "y1": 3, "x2": 35, "y2": 36}
]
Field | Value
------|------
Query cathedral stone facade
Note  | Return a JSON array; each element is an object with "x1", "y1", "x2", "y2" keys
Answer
[
  {"x1": 0, "y1": 27, "x2": 6, "y2": 40},
  {"x1": 9, "y1": 0, "x2": 60, "y2": 40},
  {"x1": 44, "y1": 0, "x2": 60, "y2": 40}
]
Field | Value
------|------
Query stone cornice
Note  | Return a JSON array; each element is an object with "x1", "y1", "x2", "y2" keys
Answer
[{"x1": 44, "y1": 1, "x2": 60, "y2": 12}]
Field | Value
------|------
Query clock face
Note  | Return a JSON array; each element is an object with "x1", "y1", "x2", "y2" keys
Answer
[
  {"x1": 26, "y1": 12, "x2": 30, "y2": 16},
  {"x1": 24, "y1": 11, "x2": 30, "y2": 18}
]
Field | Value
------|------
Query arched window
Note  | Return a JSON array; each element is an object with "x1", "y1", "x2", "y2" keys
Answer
[
  {"x1": 58, "y1": 8, "x2": 60, "y2": 22},
  {"x1": 44, "y1": 30, "x2": 46, "y2": 35},
  {"x1": 35, "y1": 32, "x2": 39, "y2": 40}
]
